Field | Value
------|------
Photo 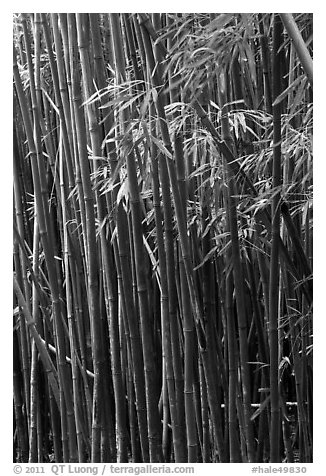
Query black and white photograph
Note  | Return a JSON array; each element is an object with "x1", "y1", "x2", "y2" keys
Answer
[{"x1": 11, "y1": 8, "x2": 315, "y2": 471}]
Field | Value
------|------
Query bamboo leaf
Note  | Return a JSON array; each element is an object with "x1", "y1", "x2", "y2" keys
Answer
[
  {"x1": 272, "y1": 75, "x2": 305, "y2": 106},
  {"x1": 193, "y1": 245, "x2": 218, "y2": 270},
  {"x1": 150, "y1": 136, "x2": 173, "y2": 159}
]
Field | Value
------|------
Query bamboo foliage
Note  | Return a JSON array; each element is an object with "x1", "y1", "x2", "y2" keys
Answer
[{"x1": 13, "y1": 13, "x2": 313, "y2": 464}]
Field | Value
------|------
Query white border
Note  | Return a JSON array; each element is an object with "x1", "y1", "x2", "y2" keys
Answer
[{"x1": 3, "y1": 5, "x2": 324, "y2": 474}]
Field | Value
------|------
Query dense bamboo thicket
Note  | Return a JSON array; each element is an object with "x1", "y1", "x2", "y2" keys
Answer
[{"x1": 13, "y1": 13, "x2": 313, "y2": 463}]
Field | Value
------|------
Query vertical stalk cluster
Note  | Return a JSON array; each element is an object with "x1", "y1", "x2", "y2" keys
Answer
[{"x1": 13, "y1": 13, "x2": 313, "y2": 463}]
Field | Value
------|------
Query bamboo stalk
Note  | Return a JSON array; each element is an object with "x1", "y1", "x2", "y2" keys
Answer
[
  {"x1": 280, "y1": 14, "x2": 313, "y2": 87},
  {"x1": 269, "y1": 14, "x2": 283, "y2": 463},
  {"x1": 13, "y1": 132, "x2": 31, "y2": 430},
  {"x1": 218, "y1": 72, "x2": 255, "y2": 462},
  {"x1": 13, "y1": 276, "x2": 60, "y2": 407},
  {"x1": 109, "y1": 13, "x2": 163, "y2": 462}
]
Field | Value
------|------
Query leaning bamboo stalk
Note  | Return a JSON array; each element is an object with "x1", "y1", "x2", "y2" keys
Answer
[
  {"x1": 280, "y1": 13, "x2": 313, "y2": 87},
  {"x1": 13, "y1": 135, "x2": 31, "y2": 429},
  {"x1": 13, "y1": 276, "x2": 60, "y2": 407}
]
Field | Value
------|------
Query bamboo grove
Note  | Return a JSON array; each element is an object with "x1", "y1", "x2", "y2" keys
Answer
[{"x1": 13, "y1": 13, "x2": 313, "y2": 464}]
